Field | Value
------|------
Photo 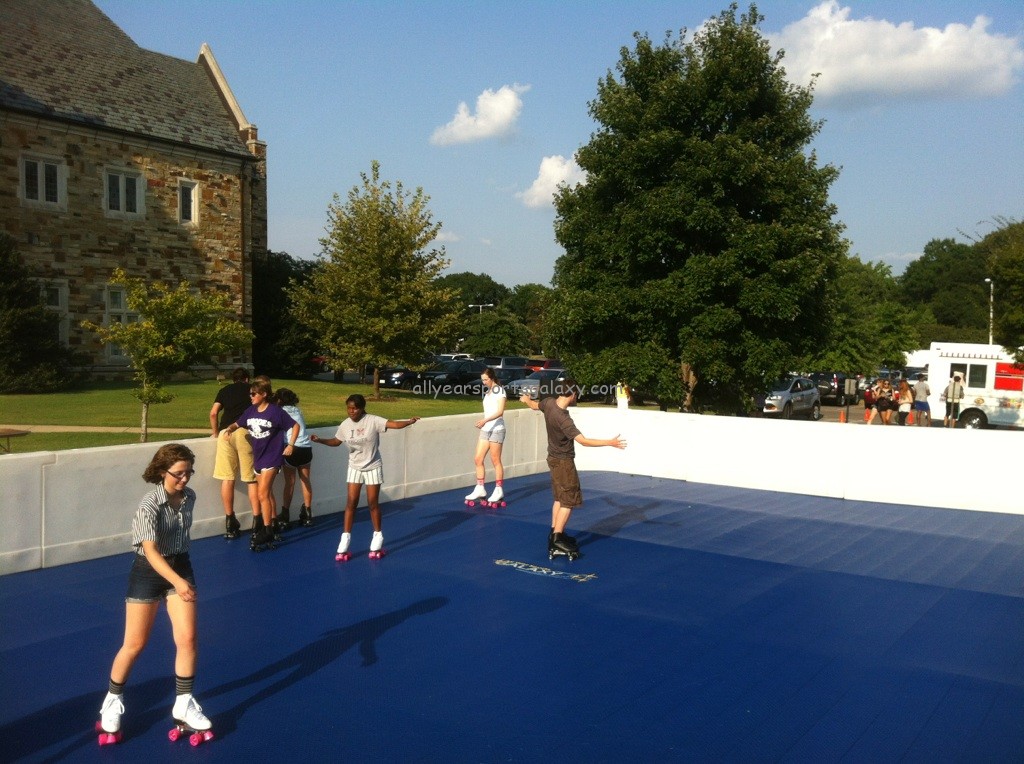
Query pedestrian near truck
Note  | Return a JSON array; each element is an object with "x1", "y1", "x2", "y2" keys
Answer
[
  {"x1": 896, "y1": 379, "x2": 914, "y2": 426},
  {"x1": 311, "y1": 394, "x2": 420, "y2": 560},
  {"x1": 943, "y1": 374, "x2": 966, "y2": 428},
  {"x1": 95, "y1": 444, "x2": 214, "y2": 746},
  {"x1": 913, "y1": 375, "x2": 932, "y2": 427}
]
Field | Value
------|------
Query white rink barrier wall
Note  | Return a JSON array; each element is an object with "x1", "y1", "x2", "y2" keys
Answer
[{"x1": 1, "y1": 408, "x2": 1020, "y2": 574}]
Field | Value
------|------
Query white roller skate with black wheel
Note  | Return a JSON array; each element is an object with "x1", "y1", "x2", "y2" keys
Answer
[
  {"x1": 335, "y1": 532, "x2": 351, "y2": 562},
  {"x1": 168, "y1": 694, "x2": 214, "y2": 747},
  {"x1": 95, "y1": 692, "x2": 124, "y2": 745},
  {"x1": 464, "y1": 484, "x2": 487, "y2": 507},
  {"x1": 548, "y1": 532, "x2": 580, "y2": 561},
  {"x1": 369, "y1": 530, "x2": 386, "y2": 560},
  {"x1": 484, "y1": 486, "x2": 506, "y2": 509}
]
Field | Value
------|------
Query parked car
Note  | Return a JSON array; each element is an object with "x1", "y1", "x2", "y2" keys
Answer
[
  {"x1": 507, "y1": 369, "x2": 568, "y2": 399},
  {"x1": 762, "y1": 376, "x2": 822, "y2": 419},
  {"x1": 479, "y1": 355, "x2": 529, "y2": 369},
  {"x1": 809, "y1": 372, "x2": 859, "y2": 406},
  {"x1": 380, "y1": 367, "x2": 419, "y2": 390},
  {"x1": 524, "y1": 358, "x2": 564, "y2": 372},
  {"x1": 415, "y1": 359, "x2": 487, "y2": 395},
  {"x1": 434, "y1": 353, "x2": 473, "y2": 363},
  {"x1": 493, "y1": 366, "x2": 531, "y2": 387}
]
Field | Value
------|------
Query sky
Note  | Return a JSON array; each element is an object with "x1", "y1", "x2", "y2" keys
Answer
[{"x1": 94, "y1": 0, "x2": 1024, "y2": 288}]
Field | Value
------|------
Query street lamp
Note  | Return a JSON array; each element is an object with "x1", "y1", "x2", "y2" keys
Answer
[
  {"x1": 468, "y1": 303, "x2": 494, "y2": 314},
  {"x1": 984, "y1": 278, "x2": 994, "y2": 344}
]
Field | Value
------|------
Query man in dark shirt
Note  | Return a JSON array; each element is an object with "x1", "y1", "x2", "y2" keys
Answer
[
  {"x1": 521, "y1": 377, "x2": 626, "y2": 558},
  {"x1": 208, "y1": 367, "x2": 257, "y2": 538}
]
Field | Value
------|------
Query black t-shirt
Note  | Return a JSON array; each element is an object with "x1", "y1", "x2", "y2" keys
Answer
[{"x1": 215, "y1": 382, "x2": 251, "y2": 429}]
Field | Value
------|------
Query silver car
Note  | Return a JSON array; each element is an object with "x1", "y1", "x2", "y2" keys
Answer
[{"x1": 763, "y1": 376, "x2": 822, "y2": 420}]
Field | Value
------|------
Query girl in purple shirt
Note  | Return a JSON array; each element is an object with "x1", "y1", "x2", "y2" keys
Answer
[{"x1": 222, "y1": 378, "x2": 298, "y2": 549}]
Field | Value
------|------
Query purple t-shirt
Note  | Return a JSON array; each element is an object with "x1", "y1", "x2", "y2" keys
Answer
[{"x1": 236, "y1": 403, "x2": 297, "y2": 472}]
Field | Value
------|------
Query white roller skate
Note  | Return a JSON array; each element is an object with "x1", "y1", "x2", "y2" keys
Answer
[
  {"x1": 464, "y1": 484, "x2": 487, "y2": 507},
  {"x1": 335, "y1": 532, "x2": 352, "y2": 562},
  {"x1": 95, "y1": 692, "x2": 124, "y2": 745},
  {"x1": 369, "y1": 530, "x2": 386, "y2": 560},
  {"x1": 169, "y1": 694, "x2": 214, "y2": 747},
  {"x1": 484, "y1": 486, "x2": 506, "y2": 509}
]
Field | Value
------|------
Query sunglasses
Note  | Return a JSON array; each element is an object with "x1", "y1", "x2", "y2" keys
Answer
[{"x1": 167, "y1": 469, "x2": 195, "y2": 480}]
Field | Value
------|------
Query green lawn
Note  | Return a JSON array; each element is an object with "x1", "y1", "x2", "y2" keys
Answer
[{"x1": 0, "y1": 378, "x2": 523, "y2": 453}]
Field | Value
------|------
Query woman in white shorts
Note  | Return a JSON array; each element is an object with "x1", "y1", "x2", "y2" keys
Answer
[
  {"x1": 311, "y1": 394, "x2": 419, "y2": 560},
  {"x1": 464, "y1": 368, "x2": 507, "y2": 508}
]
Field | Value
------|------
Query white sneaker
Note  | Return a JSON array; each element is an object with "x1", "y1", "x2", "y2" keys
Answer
[
  {"x1": 336, "y1": 532, "x2": 351, "y2": 555},
  {"x1": 487, "y1": 486, "x2": 504, "y2": 503},
  {"x1": 464, "y1": 484, "x2": 486, "y2": 501},
  {"x1": 99, "y1": 692, "x2": 124, "y2": 733},
  {"x1": 172, "y1": 694, "x2": 211, "y2": 731},
  {"x1": 370, "y1": 531, "x2": 384, "y2": 553}
]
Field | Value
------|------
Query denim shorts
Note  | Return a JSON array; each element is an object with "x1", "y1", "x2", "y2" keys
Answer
[
  {"x1": 479, "y1": 428, "x2": 506, "y2": 444},
  {"x1": 125, "y1": 552, "x2": 196, "y2": 604}
]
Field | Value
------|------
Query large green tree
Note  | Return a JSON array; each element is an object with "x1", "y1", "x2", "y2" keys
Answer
[
  {"x1": 548, "y1": 5, "x2": 846, "y2": 410},
  {"x1": 82, "y1": 269, "x2": 253, "y2": 441},
  {"x1": 0, "y1": 234, "x2": 82, "y2": 393},
  {"x1": 290, "y1": 162, "x2": 460, "y2": 396}
]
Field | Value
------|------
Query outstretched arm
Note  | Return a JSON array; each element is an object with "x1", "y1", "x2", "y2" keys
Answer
[
  {"x1": 519, "y1": 394, "x2": 540, "y2": 410},
  {"x1": 387, "y1": 417, "x2": 420, "y2": 430},
  {"x1": 575, "y1": 433, "x2": 627, "y2": 450}
]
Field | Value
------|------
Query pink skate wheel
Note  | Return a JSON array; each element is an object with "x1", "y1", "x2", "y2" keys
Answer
[
  {"x1": 203, "y1": 730, "x2": 215, "y2": 742},
  {"x1": 369, "y1": 550, "x2": 386, "y2": 559},
  {"x1": 335, "y1": 552, "x2": 350, "y2": 562},
  {"x1": 498, "y1": 501, "x2": 507, "y2": 508},
  {"x1": 189, "y1": 732, "x2": 203, "y2": 746},
  {"x1": 97, "y1": 731, "x2": 121, "y2": 745},
  {"x1": 168, "y1": 728, "x2": 181, "y2": 742},
  {"x1": 465, "y1": 500, "x2": 475, "y2": 507}
]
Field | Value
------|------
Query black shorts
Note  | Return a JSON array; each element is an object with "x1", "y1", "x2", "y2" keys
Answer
[
  {"x1": 284, "y1": 446, "x2": 313, "y2": 468},
  {"x1": 125, "y1": 552, "x2": 195, "y2": 604}
]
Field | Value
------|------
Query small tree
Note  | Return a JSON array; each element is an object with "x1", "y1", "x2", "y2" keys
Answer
[
  {"x1": 290, "y1": 161, "x2": 461, "y2": 397},
  {"x1": 83, "y1": 269, "x2": 253, "y2": 441},
  {"x1": 0, "y1": 234, "x2": 82, "y2": 393}
]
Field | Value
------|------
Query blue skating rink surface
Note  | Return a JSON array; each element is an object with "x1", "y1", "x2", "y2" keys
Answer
[{"x1": 2, "y1": 472, "x2": 1023, "y2": 762}]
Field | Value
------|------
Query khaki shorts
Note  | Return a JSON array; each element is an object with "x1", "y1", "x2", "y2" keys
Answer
[
  {"x1": 213, "y1": 428, "x2": 256, "y2": 483},
  {"x1": 547, "y1": 456, "x2": 583, "y2": 509}
]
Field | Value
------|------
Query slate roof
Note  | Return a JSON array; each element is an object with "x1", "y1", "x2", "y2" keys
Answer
[{"x1": 0, "y1": 0, "x2": 252, "y2": 159}]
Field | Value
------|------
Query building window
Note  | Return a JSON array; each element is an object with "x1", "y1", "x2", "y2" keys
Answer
[
  {"x1": 104, "y1": 169, "x2": 145, "y2": 218},
  {"x1": 20, "y1": 155, "x2": 67, "y2": 210},
  {"x1": 105, "y1": 286, "x2": 138, "y2": 361},
  {"x1": 179, "y1": 180, "x2": 198, "y2": 224},
  {"x1": 40, "y1": 281, "x2": 70, "y2": 347}
]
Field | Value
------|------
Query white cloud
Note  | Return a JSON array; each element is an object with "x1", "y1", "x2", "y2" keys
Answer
[
  {"x1": 435, "y1": 230, "x2": 461, "y2": 243},
  {"x1": 430, "y1": 84, "x2": 531, "y2": 146},
  {"x1": 772, "y1": 1, "x2": 1024, "y2": 104},
  {"x1": 517, "y1": 154, "x2": 586, "y2": 209}
]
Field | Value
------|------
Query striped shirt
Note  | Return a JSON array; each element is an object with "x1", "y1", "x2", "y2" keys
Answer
[{"x1": 130, "y1": 484, "x2": 195, "y2": 556}]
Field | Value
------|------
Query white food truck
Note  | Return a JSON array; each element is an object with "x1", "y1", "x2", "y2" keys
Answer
[{"x1": 919, "y1": 342, "x2": 1024, "y2": 429}]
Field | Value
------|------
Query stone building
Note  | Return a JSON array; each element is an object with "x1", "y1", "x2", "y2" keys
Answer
[{"x1": 0, "y1": 0, "x2": 264, "y2": 375}]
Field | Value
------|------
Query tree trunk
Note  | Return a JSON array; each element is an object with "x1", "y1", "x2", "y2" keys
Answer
[
  {"x1": 681, "y1": 362, "x2": 698, "y2": 413},
  {"x1": 373, "y1": 367, "x2": 381, "y2": 399},
  {"x1": 140, "y1": 401, "x2": 149, "y2": 443}
]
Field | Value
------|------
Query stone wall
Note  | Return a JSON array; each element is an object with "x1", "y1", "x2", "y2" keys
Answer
[{"x1": 0, "y1": 111, "x2": 260, "y2": 374}]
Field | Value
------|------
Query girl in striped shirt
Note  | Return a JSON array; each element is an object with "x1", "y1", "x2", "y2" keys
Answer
[{"x1": 95, "y1": 443, "x2": 214, "y2": 745}]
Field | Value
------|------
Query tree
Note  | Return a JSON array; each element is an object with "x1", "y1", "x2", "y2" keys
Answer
[
  {"x1": 0, "y1": 234, "x2": 82, "y2": 393},
  {"x1": 435, "y1": 271, "x2": 511, "y2": 310},
  {"x1": 82, "y1": 269, "x2": 253, "y2": 441},
  {"x1": 803, "y1": 256, "x2": 916, "y2": 373},
  {"x1": 289, "y1": 162, "x2": 461, "y2": 396},
  {"x1": 459, "y1": 309, "x2": 532, "y2": 357},
  {"x1": 898, "y1": 238, "x2": 988, "y2": 343},
  {"x1": 548, "y1": 4, "x2": 845, "y2": 411},
  {"x1": 505, "y1": 283, "x2": 553, "y2": 354},
  {"x1": 252, "y1": 250, "x2": 320, "y2": 377},
  {"x1": 974, "y1": 219, "x2": 1024, "y2": 360}
]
